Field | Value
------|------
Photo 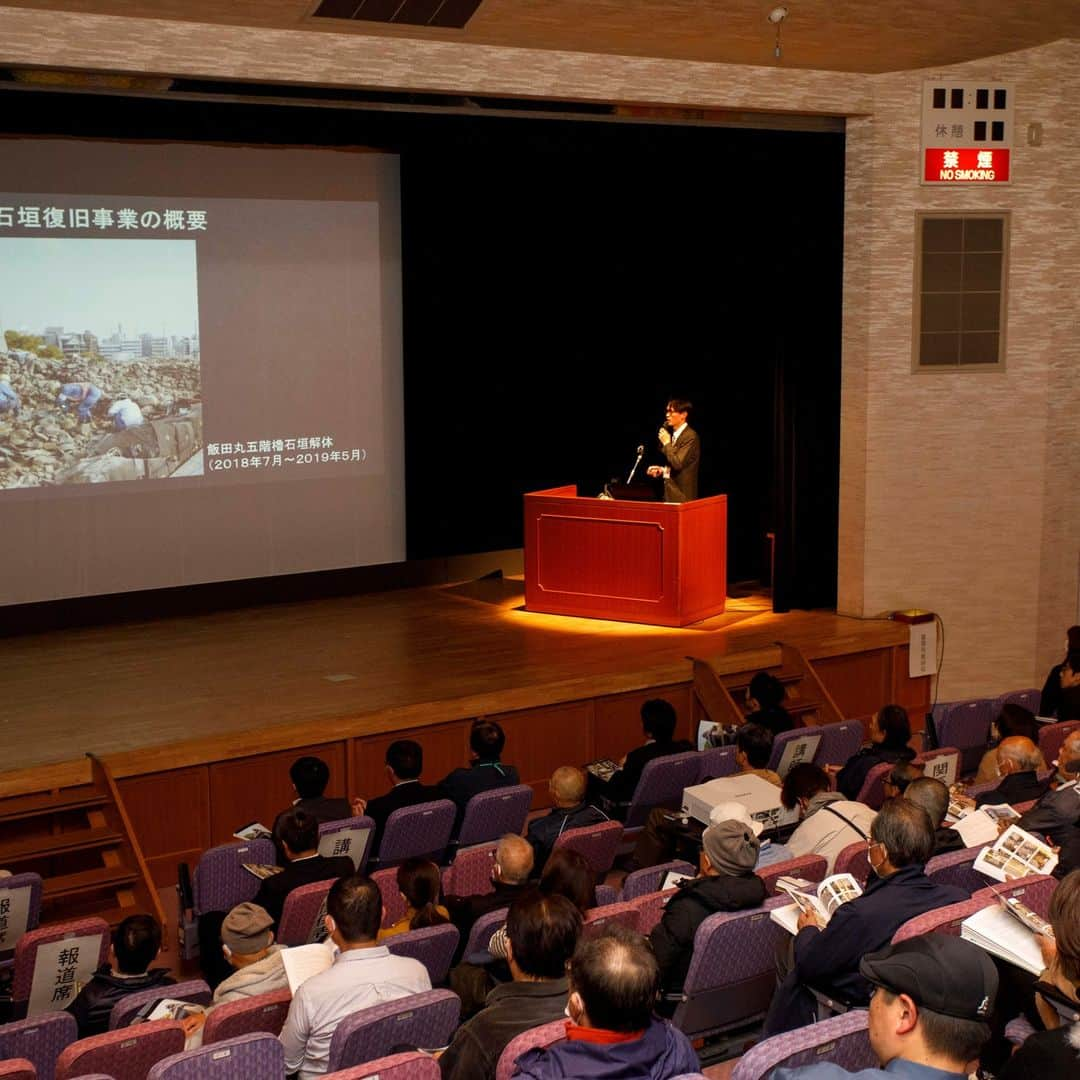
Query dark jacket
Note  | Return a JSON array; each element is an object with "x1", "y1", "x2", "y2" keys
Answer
[
  {"x1": 747, "y1": 706, "x2": 794, "y2": 738},
  {"x1": 365, "y1": 780, "x2": 443, "y2": 857},
  {"x1": 764, "y1": 864, "x2": 969, "y2": 1035},
  {"x1": 514, "y1": 1016, "x2": 700, "y2": 1080},
  {"x1": 599, "y1": 739, "x2": 694, "y2": 805},
  {"x1": 439, "y1": 976, "x2": 570, "y2": 1080},
  {"x1": 272, "y1": 795, "x2": 355, "y2": 864},
  {"x1": 999, "y1": 1022, "x2": 1080, "y2": 1079},
  {"x1": 526, "y1": 802, "x2": 610, "y2": 871},
  {"x1": 975, "y1": 770, "x2": 1052, "y2": 808},
  {"x1": 932, "y1": 826, "x2": 966, "y2": 855},
  {"x1": 836, "y1": 741, "x2": 916, "y2": 801},
  {"x1": 253, "y1": 853, "x2": 355, "y2": 926},
  {"x1": 650, "y1": 871, "x2": 767, "y2": 996},
  {"x1": 659, "y1": 425, "x2": 701, "y2": 504},
  {"x1": 439, "y1": 760, "x2": 520, "y2": 830},
  {"x1": 66, "y1": 965, "x2": 174, "y2": 1038},
  {"x1": 1040, "y1": 664, "x2": 1065, "y2": 719},
  {"x1": 1017, "y1": 780, "x2": 1080, "y2": 847}
]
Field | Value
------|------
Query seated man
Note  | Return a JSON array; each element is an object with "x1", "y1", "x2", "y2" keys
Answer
[
  {"x1": 439, "y1": 892, "x2": 582, "y2": 1080},
  {"x1": 1017, "y1": 729, "x2": 1080, "y2": 875},
  {"x1": 273, "y1": 755, "x2": 354, "y2": 844},
  {"x1": 744, "y1": 671, "x2": 793, "y2": 737},
  {"x1": 590, "y1": 698, "x2": 693, "y2": 806},
  {"x1": 526, "y1": 766, "x2": 610, "y2": 870},
  {"x1": 353, "y1": 739, "x2": 441, "y2": 859},
  {"x1": 763, "y1": 798, "x2": 970, "y2": 1035},
  {"x1": 439, "y1": 719, "x2": 520, "y2": 830},
  {"x1": 514, "y1": 923, "x2": 700, "y2": 1080},
  {"x1": 445, "y1": 833, "x2": 535, "y2": 948},
  {"x1": 904, "y1": 776, "x2": 965, "y2": 855},
  {"x1": 835, "y1": 705, "x2": 916, "y2": 801},
  {"x1": 735, "y1": 721, "x2": 781, "y2": 787},
  {"x1": 255, "y1": 808, "x2": 355, "y2": 927},
  {"x1": 781, "y1": 763, "x2": 877, "y2": 873},
  {"x1": 650, "y1": 816, "x2": 767, "y2": 1003},
  {"x1": 882, "y1": 761, "x2": 922, "y2": 799},
  {"x1": 974, "y1": 736, "x2": 1050, "y2": 807},
  {"x1": 280, "y1": 874, "x2": 431, "y2": 1080},
  {"x1": 773, "y1": 935, "x2": 999, "y2": 1080},
  {"x1": 213, "y1": 902, "x2": 289, "y2": 1003},
  {"x1": 66, "y1": 914, "x2": 174, "y2": 1037}
]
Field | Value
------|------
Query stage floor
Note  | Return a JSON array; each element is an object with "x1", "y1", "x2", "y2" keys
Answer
[{"x1": 1, "y1": 576, "x2": 901, "y2": 776}]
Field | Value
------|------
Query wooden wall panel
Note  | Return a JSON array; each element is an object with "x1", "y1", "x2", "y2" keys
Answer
[
  {"x1": 490, "y1": 700, "x2": 594, "y2": 808},
  {"x1": 207, "y1": 741, "x2": 347, "y2": 846},
  {"x1": 352, "y1": 723, "x2": 467, "y2": 803},
  {"x1": 119, "y1": 766, "x2": 210, "y2": 887},
  {"x1": 815, "y1": 650, "x2": 890, "y2": 730},
  {"x1": 593, "y1": 685, "x2": 692, "y2": 763}
]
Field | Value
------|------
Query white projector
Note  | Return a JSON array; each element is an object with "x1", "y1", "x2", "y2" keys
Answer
[{"x1": 682, "y1": 772, "x2": 799, "y2": 831}]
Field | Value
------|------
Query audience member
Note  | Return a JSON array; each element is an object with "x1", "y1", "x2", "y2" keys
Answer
[
  {"x1": 66, "y1": 914, "x2": 173, "y2": 1037},
  {"x1": 445, "y1": 833, "x2": 535, "y2": 946},
  {"x1": 1017, "y1": 728, "x2": 1080, "y2": 875},
  {"x1": 439, "y1": 892, "x2": 582, "y2": 1080},
  {"x1": 273, "y1": 755, "x2": 353, "y2": 840},
  {"x1": 526, "y1": 766, "x2": 610, "y2": 870},
  {"x1": 513, "y1": 924, "x2": 700, "y2": 1080},
  {"x1": 835, "y1": 705, "x2": 916, "y2": 801},
  {"x1": 974, "y1": 705, "x2": 1047, "y2": 783},
  {"x1": 773, "y1": 936, "x2": 998, "y2": 1080},
  {"x1": 999, "y1": 868, "x2": 1080, "y2": 1078},
  {"x1": 744, "y1": 671, "x2": 794, "y2": 736},
  {"x1": 255, "y1": 808, "x2": 354, "y2": 926},
  {"x1": 378, "y1": 858, "x2": 450, "y2": 940},
  {"x1": 650, "y1": 816, "x2": 767, "y2": 1002},
  {"x1": 1039, "y1": 627, "x2": 1080, "y2": 719},
  {"x1": 735, "y1": 721, "x2": 781, "y2": 786},
  {"x1": 882, "y1": 761, "x2": 922, "y2": 799},
  {"x1": 781, "y1": 763, "x2": 877, "y2": 873},
  {"x1": 214, "y1": 902, "x2": 288, "y2": 1003},
  {"x1": 280, "y1": 874, "x2": 430, "y2": 1079},
  {"x1": 439, "y1": 720, "x2": 520, "y2": 829},
  {"x1": 904, "y1": 776, "x2": 965, "y2": 855},
  {"x1": 590, "y1": 698, "x2": 693, "y2": 806},
  {"x1": 1056, "y1": 651, "x2": 1080, "y2": 723},
  {"x1": 763, "y1": 798, "x2": 970, "y2": 1035},
  {"x1": 706, "y1": 800, "x2": 794, "y2": 867},
  {"x1": 974, "y1": 736, "x2": 1050, "y2": 807},
  {"x1": 353, "y1": 739, "x2": 441, "y2": 859}
]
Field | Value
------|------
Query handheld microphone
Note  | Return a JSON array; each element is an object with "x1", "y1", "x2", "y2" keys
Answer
[{"x1": 626, "y1": 444, "x2": 645, "y2": 484}]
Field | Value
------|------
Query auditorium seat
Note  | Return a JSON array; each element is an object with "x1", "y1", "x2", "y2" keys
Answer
[
  {"x1": 376, "y1": 801, "x2": 456, "y2": 869},
  {"x1": 621, "y1": 860, "x2": 696, "y2": 901},
  {"x1": 454, "y1": 786, "x2": 533, "y2": 848},
  {"x1": 972, "y1": 873, "x2": 1057, "y2": 918},
  {"x1": 668, "y1": 897, "x2": 790, "y2": 1041},
  {"x1": 200, "y1": 988, "x2": 292, "y2": 1046},
  {"x1": 924, "y1": 847, "x2": 986, "y2": 893},
  {"x1": 854, "y1": 762, "x2": 892, "y2": 809},
  {"x1": 1038, "y1": 720, "x2": 1080, "y2": 767},
  {"x1": 147, "y1": 1032, "x2": 283, "y2": 1080},
  {"x1": 697, "y1": 745, "x2": 737, "y2": 781},
  {"x1": 625, "y1": 889, "x2": 672, "y2": 934},
  {"x1": 582, "y1": 901, "x2": 641, "y2": 934},
  {"x1": 0, "y1": 1011, "x2": 77, "y2": 1080},
  {"x1": 832, "y1": 841, "x2": 871, "y2": 888},
  {"x1": 462, "y1": 907, "x2": 509, "y2": 965},
  {"x1": 494, "y1": 1019, "x2": 567, "y2": 1080},
  {"x1": 992, "y1": 688, "x2": 1041, "y2": 717},
  {"x1": 813, "y1": 720, "x2": 866, "y2": 770},
  {"x1": 192, "y1": 839, "x2": 275, "y2": 920},
  {"x1": 318, "y1": 815, "x2": 377, "y2": 873},
  {"x1": 891, "y1": 897, "x2": 984, "y2": 943},
  {"x1": 912, "y1": 746, "x2": 961, "y2": 788},
  {"x1": 756, "y1": 854, "x2": 828, "y2": 897},
  {"x1": 384, "y1": 924, "x2": 459, "y2": 986},
  {"x1": 0, "y1": 1062, "x2": 36, "y2": 1080},
  {"x1": 325, "y1": 1052, "x2": 441, "y2": 1079},
  {"x1": 729, "y1": 1011, "x2": 875, "y2": 1080},
  {"x1": 594, "y1": 883, "x2": 619, "y2": 907},
  {"x1": 928, "y1": 699, "x2": 994, "y2": 776},
  {"x1": 13, "y1": 917, "x2": 110, "y2": 1022},
  {"x1": 621, "y1": 753, "x2": 702, "y2": 842},
  {"x1": 440, "y1": 842, "x2": 497, "y2": 900},
  {"x1": 55, "y1": 1020, "x2": 185, "y2": 1080},
  {"x1": 325, "y1": 989, "x2": 459, "y2": 1074},
  {"x1": 109, "y1": 979, "x2": 212, "y2": 1030},
  {"x1": 371, "y1": 867, "x2": 408, "y2": 929},
  {"x1": 551, "y1": 820, "x2": 623, "y2": 877},
  {"x1": 0, "y1": 873, "x2": 42, "y2": 971},
  {"x1": 277, "y1": 878, "x2": 337, "y2": 947}
]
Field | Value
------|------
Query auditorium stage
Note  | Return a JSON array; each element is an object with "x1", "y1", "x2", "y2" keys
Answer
[{"x1": 1, "y1": 574, "x2": 910, "y2": 785}]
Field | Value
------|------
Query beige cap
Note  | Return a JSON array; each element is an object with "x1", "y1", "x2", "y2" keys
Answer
[{"x1": 221, "y1": 902, "x2": 274, "y2": 954}]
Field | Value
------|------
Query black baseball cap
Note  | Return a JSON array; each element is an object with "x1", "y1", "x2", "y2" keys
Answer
[{"x1": 860, "y1": 936, "x2": 998, "y2": 1021}]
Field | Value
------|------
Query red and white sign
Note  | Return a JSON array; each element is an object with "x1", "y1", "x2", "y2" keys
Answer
[{"x1": 924, "y1": 147, "x2": 1010, "y2": 183}]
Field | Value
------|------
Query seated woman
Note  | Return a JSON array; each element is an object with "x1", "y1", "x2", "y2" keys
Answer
[
  {"x1": 743, "y1": 671, "x2": 793, "y2": 737},
  {"x1": 974, "y1": 704, "x2": 1048, "y2": 783},
  {"x1": 1039, "y1": 626, "x2": 1080, "y2": 719},
  {"x1": 999, "y1": 869, "x2": 1080, "y2": 1078},
  {"x1": 835, "y1": 704, "x2": 916, "y2": 801},
  {"x1": 377, "y1": 857, "x2": 450, "y2": 940}
]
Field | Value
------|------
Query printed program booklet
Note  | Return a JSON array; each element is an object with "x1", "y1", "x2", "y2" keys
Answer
[
  {"x1": 585, "y1": 759, "x2": 620, "y2": 783},
  {"x1": 950, "y1": 803, "x2": 1020, "y2": 847},
  {"x1": 234, "y1": 822, "x2": 273, "y2": 841},
  {"x1": 280, "y1": 942, "x2": 336, "y2": 994},
  {"x1": 961, "y1": 893, "x2": 1054, "y2": 975},
  {"x1": 770, "y1": 873, "x2": 863, "y2": 934},
  {"x1": 242, "y1": 863, "x2": 283, "y2": 880},
  {"x1": 973, "y1": 825, "x2": 1059, "y2": 882}
]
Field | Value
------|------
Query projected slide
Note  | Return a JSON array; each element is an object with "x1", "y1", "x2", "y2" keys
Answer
[{"x1": 1, "y1": 236, "x2": 203, "y2": 487}]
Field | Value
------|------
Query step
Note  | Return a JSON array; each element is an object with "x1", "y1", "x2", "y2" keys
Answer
[
  {"x1": 42, "y1": 865, "x2": 139, "y2": 901},
  {"x1": 0, "y1": 788, "x2": 109, "y2": 824},
  {"x1": 0, "y1": 826, "x2": 123, "y2": 865}
]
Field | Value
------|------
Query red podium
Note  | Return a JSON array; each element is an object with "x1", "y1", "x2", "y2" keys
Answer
[{"x1": 523, "y1": 486, "x2": 727, "y2": 627}]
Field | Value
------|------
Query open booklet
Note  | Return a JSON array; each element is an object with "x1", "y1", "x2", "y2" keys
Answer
[
  {"x1": 280, "y1": 941, "x2": 336, "y2": 994},
  {"x1": 961, "y1": 892, "x2": 1054, "y2": 975},
  {"x1": 585, "y1": 759, "x2": 620, "y2": 783},
  {"x1": 770, "y1": 873, "x2": 863, "y2": 934},
  {"x1": 973, "y1": 824, "x2": 1058, "y2": 882},
  {"x1": 242, "y1": 863, "x2": 283, "y2": 880},
  {"x1": 947, "y1": 802, "x2": 1020, "y2": 847},
  {"x1": 234, "y1": 822, "x2": 273, "y2": 841},
  {"x1": 139, "y1": 998, "x2": 208, "y2": 1023}
]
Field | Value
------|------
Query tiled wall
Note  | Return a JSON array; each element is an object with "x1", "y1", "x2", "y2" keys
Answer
[{"x1": 1, "y1": 4, "x2": 1075, "y2": 697}]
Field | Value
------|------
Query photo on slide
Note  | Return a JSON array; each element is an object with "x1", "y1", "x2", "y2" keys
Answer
[{"x1": 0, "y1": 237, "x2": 202, "y2": 488}]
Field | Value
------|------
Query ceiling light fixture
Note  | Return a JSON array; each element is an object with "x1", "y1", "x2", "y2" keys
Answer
[{"x1": 768, "y1": 6, "x2": 789, "y2": 60}]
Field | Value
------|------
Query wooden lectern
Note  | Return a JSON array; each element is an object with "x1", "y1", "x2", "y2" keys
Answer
[{"x1": 523, "y1": 485, "x2": 727, "y2": 627}]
